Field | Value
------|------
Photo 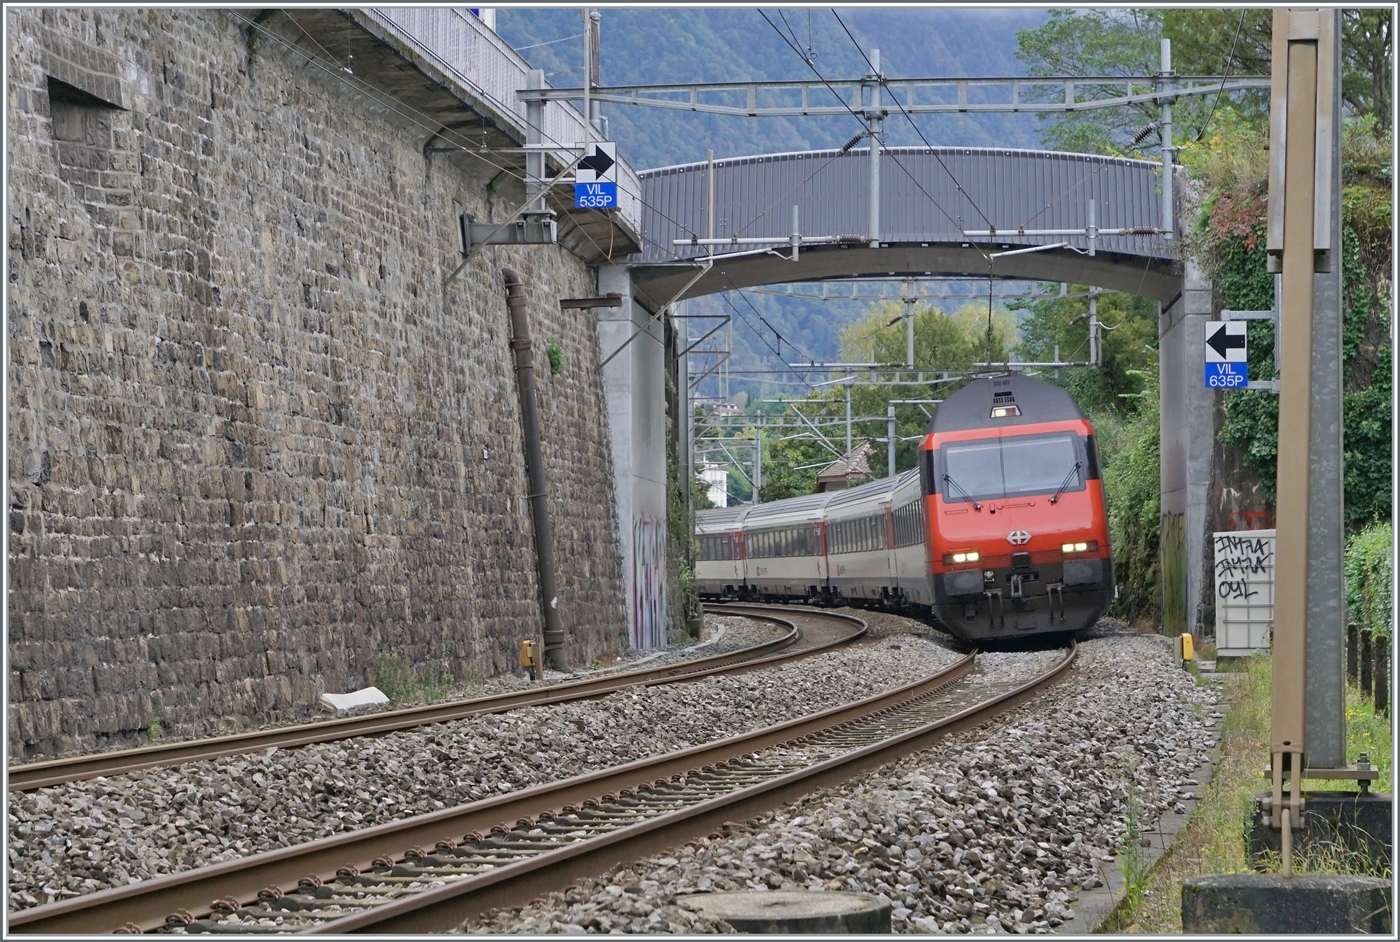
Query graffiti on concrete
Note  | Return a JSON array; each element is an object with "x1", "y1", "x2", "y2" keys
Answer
[{"x1": 632, "y1": 516, "x2": 667, "y2": 650}]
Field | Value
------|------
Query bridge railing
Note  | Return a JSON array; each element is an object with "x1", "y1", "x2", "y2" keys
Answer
[{"x1": 365, "y1": 8, "x2": 642, "y2": 233}]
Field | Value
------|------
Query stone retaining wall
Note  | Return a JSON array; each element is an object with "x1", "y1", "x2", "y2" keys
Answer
[{"x1": 7, "y1": 8, "x2": 627, "y2": 756}]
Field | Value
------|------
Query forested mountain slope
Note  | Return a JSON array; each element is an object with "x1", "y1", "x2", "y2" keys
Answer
[{"x1": 497, "y1": 7, "x2": 1049, "y2": 170}]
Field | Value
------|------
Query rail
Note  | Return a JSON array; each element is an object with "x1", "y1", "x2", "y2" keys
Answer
[
  {"x1": 11, "y1": 623, "x2": 1073, "y2": 934},
  {"x1": 7, "y1": 607, "x2": 861, "y2": 792}
]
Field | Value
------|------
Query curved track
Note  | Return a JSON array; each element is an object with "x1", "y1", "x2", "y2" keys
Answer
[
  {"x1": 10, "y1": 609, "x2": 1073, "y2": 935},
  {"x1": 8, "y1": 606, "x2": 863, "y2": 792}
]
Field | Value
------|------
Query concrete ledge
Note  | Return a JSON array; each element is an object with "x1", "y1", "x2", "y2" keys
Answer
[
  {"x1": 1250, "y1": 791, "x2": 1392, "y2": 870},
  {"x1": 1182, "y1": 873, "x2": 1392, "y2": 934},
  {"x1": 686, "y1": 890, "x2": 891, "y2": 933}
]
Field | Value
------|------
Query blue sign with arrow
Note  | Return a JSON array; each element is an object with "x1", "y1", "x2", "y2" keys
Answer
[
  {"x1": 575, "y1": 141, "x2": 618, "y2": 209},
  {"x1": 1204, "y1": 321, "x2": 1248, "y2": 388}
]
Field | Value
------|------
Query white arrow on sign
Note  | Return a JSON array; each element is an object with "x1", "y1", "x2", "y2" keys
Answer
[
  {"x1": 1204, "y1": 321, "x2": 1247, "y2": 363},
  {"x1": 575, "y1": 141, "x2": 617, "y2": 184}
]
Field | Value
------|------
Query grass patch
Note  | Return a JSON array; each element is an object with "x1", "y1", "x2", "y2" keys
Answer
[
  {"x1": 373, "y1": 653, "x2": 455, "y2": 704},
  {"x1": 1103, "y1": 652, "x2": 1392, "y2": 933}
]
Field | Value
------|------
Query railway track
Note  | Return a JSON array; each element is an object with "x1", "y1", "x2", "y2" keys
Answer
[
  {"x1": 10, "y1": 612, "x2": 1074, "y2": 935},
  {"x1": 7, "y1": 605, "x2": 861, "y2": 793}
]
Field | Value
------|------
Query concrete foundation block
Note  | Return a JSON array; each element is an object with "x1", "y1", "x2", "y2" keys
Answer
[
  {"x1": 686, "y1": 891, "x2": 891, "y2": 933},
  {"x1": 1182, "y1": 874, "x2": 1391, "y2": 934},
  {"x1": 1250, "y1": 792, "x2": 1392, "y2": 870}
]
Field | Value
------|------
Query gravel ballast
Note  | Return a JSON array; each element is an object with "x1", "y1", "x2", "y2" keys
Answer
[
  {"x1": 7, "y1": 623, "x2": 958, "y2": 910},
  {"x1": 465, "y1": 633, "x2": 1222, "y2": 935}
]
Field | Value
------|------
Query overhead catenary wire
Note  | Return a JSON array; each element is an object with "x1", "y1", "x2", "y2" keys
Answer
[
  {"x1": 830, "y1": 11, "x2": 997, "y2": 234},
  {"x1": 754, "y1": 9, "x2": 972, "y2": 244}
]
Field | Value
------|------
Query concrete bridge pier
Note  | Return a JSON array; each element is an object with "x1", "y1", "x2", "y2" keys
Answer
[
  {"x1": 1159, "y1": 259, "x2": 1215, "y2": 637},
  {"x1": 598, "y1": 264, "x2": 669, "y2": 649}
]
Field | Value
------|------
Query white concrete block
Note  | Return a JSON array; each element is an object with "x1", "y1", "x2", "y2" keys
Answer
[{"x1": 319, "y1": 686, "x2": 390, "y2": 712}]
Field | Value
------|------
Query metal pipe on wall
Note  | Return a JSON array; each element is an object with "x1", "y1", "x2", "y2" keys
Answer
[{"x1": 502, "y1": 268, "x2": 567, "y2": 671}]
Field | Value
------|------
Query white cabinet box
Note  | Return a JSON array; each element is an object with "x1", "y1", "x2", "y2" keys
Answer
[{"x1": 1213, "y1": 529, "x2": 1275, "y2": 656}]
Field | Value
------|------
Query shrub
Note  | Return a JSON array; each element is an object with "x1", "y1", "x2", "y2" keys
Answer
[{"x1": 1345, "y1": 521, "x2": 1393, "y2": 640}]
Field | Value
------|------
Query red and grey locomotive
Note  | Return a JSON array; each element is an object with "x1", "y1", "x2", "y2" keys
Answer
[{"x1": 695, "y1": 374, "x2": 1114, "y2": 641}]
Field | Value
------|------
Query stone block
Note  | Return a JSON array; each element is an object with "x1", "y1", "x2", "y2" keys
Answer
[
  {"x1": 686, "y1": 891, "x2": 891, "y2": 934},
  {"x1": 1182, "y1": 874, "x2": 1391, "y2": 934},
  {"x1": 1250, "y1": 792, "x2": 1392, "y2": 870}
]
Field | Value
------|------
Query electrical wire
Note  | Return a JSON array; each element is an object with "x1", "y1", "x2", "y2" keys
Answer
[
  {"x1": 776, "y1": 9, "x2": 810, "y2": 64},
  {"x1": 1186, "y1": 11, "x2": 1249, "y2": 146},
  {"x1": 514, "y1": 32, "x2": 585, "y2": 52},
  {"x1": 759, "y1": 9, "x2": 987, "y2": 265},
  {"x1": 830, "y1": 10, "x2": 997, "y2": 232},
  {"x1": 721, "y1": 272, "x2": 821, "y2": 368}
]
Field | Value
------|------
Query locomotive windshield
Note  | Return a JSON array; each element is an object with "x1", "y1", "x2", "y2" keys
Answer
[{"x1": 939, "y1": 432, "x2": 1084, "y2": 502}]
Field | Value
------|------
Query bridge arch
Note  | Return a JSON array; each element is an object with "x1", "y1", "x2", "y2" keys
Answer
[{"x1": 629, "y1": 147, "x2": 1181, "y2": 308}]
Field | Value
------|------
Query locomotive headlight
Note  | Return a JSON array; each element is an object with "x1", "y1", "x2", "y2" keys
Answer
[
  {"x1": 1061, "y1": 541, "x2": 1097, "y2": 554},
  {"x1": 945, "y1": 551, "x2": 981, "y2": 564}
]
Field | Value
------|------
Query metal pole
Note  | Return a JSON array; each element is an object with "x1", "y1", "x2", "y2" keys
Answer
[
  {"x1": 845, "y1": 373, "x2": 853, "y2": 456},
  {"x1": 904, "y1": 279, "x2": 916, "y2": 368},
  {"x1": 680, "y1": 299, "x2": 694, "y2": 533},
  {"x1": 1304, "y1": 7, "x2": 1346, "y2": 771},
  {"x1": 526, "y1": 70, "x2": 546, "y2": 212},
  {"x1": 751, "y1": 425, "x2": 762, "y2": 503},
  {"x1": 887, "y1": 403, "x2": 896, "y2": 476},
  {"x1": 791, "y1": 204, "x2": 800, "y2": 262},
  {"x1": 581, "y1": 10, "x2": 592, "y2": 146},
  {"x1": 707, "y1": 149, "x2": 715, "y2": 255},
  {"x1": 1087, "y1": 198, "x2": 1098, "y2": 257},
  {"x1": 588, "y1": 10, "x2": 602, "y2": 135},
  {"x1": 1159, "y1": 39, "x2": 1175, "y2": 241},
  {"x1": 867, "y1": 48, "x2": 882, "y2": 248},
  {"x1": 502, "y1": 268, "x2": 567, "y2": 671},
  {"x1": 1089, "y1": 288, "x2": 1099, "y2": 366}
]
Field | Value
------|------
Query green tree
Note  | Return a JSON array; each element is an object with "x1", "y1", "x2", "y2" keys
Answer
[
  {"x1": 1018, "y1": 9, "x2": 1393, "y2": 155},
  {"x1": 1015, "y1": 9, "x2": 1167, "y2": 155},
  {"x1": 1206, "y1": 120, "x2": 1392, "y2": 525},
  {"x1": 1166, "y1": 9, "x2": 1392, "y2": 131},
  {"x1": 1012, "y1": 289, "x2": 1160, "y2": 418}
]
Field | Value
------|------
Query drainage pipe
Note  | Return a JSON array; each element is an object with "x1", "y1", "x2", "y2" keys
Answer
[{"x1": 502, "y1": 268, "x2": 567, "y2": 670}]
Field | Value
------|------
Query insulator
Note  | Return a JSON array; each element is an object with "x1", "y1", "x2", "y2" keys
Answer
[{"x1": 1128, "y1": 123, "x2": 1158, "y2": 148}]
